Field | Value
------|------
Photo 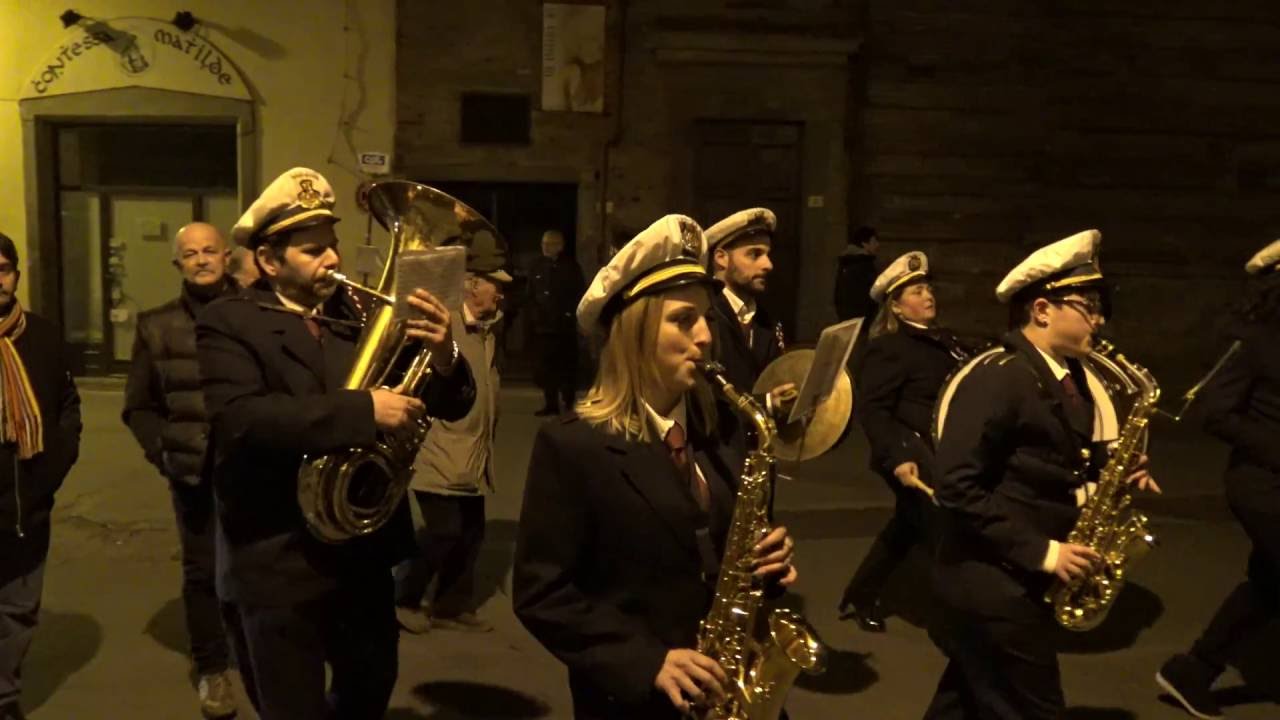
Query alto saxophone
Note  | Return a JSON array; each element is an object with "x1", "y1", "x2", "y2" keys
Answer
[
  {"x1": 693, "y1": 362, "x2": 826, "y2": 720},
  {"x1": 1045, "y1": 341, "x2": 1160, "y2": 631}
]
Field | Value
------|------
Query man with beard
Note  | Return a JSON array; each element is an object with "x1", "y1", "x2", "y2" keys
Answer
[
  {"x1": 0, "y1": 232, "x2": 81, "y2": 720},
  {"x1": 196, "y1": 168, "x2": 475, "y2": 719},
  {"x1": 122, "y1": 222, "x2": 240, "y2": 718},
  {"x1": 704, "y1": 208, "x2": 790, "y2": 407}
]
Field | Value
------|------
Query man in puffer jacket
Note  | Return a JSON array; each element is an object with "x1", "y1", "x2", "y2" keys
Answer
[{"x1": 122, "y1": 222, "x2": 238, "y2": 719}]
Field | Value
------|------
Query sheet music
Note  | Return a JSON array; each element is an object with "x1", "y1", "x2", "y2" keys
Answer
[
  {"x1": 393, "y1": 246, "x2": 467, "y2": 319},
  {"x1": 787, "y1": 317, "x2": 864, "y2": 424}
]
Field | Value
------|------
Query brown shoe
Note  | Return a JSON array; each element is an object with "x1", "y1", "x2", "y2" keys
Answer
[
  {"x1": 431, "y1": 611, "x2": 494, "y2": 633},
  {"x1": 197, "y1": 671, "x2": 237, "y2": 719},
  {"x1": 396, "y1": 606, "x2": 431, "y2": 634}
]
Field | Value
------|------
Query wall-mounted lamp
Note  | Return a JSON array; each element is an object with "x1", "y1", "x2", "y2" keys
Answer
[
  {"x1": 171, "y1": 11, "x2": 197, "y2": 32},
  {"x1": 60, "y1": 9, "x2": 82, "y2": 28}
]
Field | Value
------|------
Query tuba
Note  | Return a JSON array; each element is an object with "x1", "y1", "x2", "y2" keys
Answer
[
  {"x1": 297, "y1": 181, "x2": 504, "y2": 543},
  {"x1": 693, "y1": 361, "x2": 826, "y2": 720},
  {"x1": 1045, "y1": 340, "x2": 1160, "y2": 631}
]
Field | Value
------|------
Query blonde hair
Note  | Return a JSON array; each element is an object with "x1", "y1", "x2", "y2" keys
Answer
[
  {"x1": 576, "y1": 292, "x2": 716, "y2": 441},
  {"x1": 869, "y1": 302, "x2": 901, "y2": 340}
]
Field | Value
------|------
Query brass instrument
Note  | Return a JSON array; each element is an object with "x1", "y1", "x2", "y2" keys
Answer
[
  {"x1": 297, "y1": 181, "x2": 503, "y2": 543},
  {"x1": 752, "y1": 349, "x2": 853, "y2": 462},
  {"x1": 1045, "y1": 340, "x2": 1159, "y2": 631},
  {"x1": 693, "y1": 361, "x2": 826, "y2": 720}
]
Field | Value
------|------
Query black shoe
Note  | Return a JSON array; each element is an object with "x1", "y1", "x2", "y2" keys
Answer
[
  {"x1": 839, "y1": 598, "x2": 887, "y2": 633},
  {"x1": 534, "y1": 406, "x2": 560, "y2": 417},
  {"x1": 1156, "y1": 654, "x2": 1223, "y2": 719}
]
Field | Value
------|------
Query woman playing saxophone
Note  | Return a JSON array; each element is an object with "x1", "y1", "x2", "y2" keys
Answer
[{"x1": 512, "y1": 215, "x2": 796, "y2": 720}]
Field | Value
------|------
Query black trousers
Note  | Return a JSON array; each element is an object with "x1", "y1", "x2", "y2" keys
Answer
[
  {"x1": 394, "y1": 492, "x2": 485, "y2": 616},
  {"x1": 1190, "y1": 463, "x2": 1280, "y2": 672},
  {"x1": 169, "y1": 481, "x2": 230, "y2": 675},
  {"x1": 0, "y1": 558, "x2": 43, "y2": 712},
  {"x1": 923, "y1": 606, "x2": 1064, "y2": 720},
  {"x1": 532, "y1": 332, "x2": 577, "y2": 410},
  {"x1": 228, "y1": 572, "x2": 399, "y2": 720},
  {"x1": 841, "y1": 472, "x2": 937, "y2": 607}
]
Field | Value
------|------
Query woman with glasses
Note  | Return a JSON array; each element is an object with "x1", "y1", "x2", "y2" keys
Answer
[
  {"x1": 923, "y1": 229, "x2": 1159, "y2": 719},
  {"x1": 839, "y1": 251, "x2": 983, "y2": 631}
]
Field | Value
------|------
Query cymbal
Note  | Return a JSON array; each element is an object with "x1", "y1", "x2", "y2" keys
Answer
[{"x1": 753, "y1": 349, "x2": 853, "y2": 462}]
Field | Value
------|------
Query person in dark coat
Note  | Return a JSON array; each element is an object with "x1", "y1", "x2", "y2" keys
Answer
[
  {"x1": 703, "y1": 208, "x2": 789, "y2": 409},
  {"x1": 197, "y1": 168, "x2": 475, "y2": 720},
  {"x1": 527, "y1": 229, "x2": 585, "y2": 416},
  {"x1": 833, "y1": 225, "x2": 880, "y2": 322},
  {"x1": 122, "y1": 222, "x2": 239, "y2": 719},
  {"x1": 513, "y1": 214, "x2": 798, "y2": 720},
  {"x1": 923, "y1": 230, "x2": 1160, "y2": 720},
  {"x1": 0, "y1": 232, "x2": 81, "y2": 720},
  {"x1": 1156, "y1": 239, "x2": 1280, "y2": 720},
  {"x1": 838, "y1": 251, "x2": 979, "y2": 632}
]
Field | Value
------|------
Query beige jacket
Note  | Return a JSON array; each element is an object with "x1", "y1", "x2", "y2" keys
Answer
[{"x1": 410, "y1": 304, "x2": 500, "y2": 495}]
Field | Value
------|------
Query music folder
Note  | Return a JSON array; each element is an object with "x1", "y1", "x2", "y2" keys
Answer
[{"x1": 786, "y1": 317, "x2": 863, "y2": 425}]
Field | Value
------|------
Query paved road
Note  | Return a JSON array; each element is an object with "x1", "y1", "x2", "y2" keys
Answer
[{"x1": 17, "y1": 382, "x2": 1279, "y2": 719}]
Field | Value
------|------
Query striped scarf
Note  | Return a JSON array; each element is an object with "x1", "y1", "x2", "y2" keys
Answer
[{"x1": 0, "y1": 301, "x2": 43, "y2": 459}]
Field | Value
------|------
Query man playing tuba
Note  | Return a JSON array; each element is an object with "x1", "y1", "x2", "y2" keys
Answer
[{"x1": 196, "y1": 168, "x2": 475, "y2": 719}]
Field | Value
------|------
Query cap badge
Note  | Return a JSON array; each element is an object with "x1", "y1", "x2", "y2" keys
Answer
[
  {"x1": 678, "y1": 219, "x2": 701, "y2": 258},
  {"x1": 908, "y1": 255, "x2": 922, "y2": 271},
  {"x1": 297, "y1": 178, "x2": 323, "y2": 209}
]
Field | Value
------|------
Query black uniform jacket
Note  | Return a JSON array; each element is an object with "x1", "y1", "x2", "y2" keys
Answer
[
  {"x1": 857, "y1": 324, "x2": 971, "y2": 481},
  {"x1": 513, "y1": 402, "x2": 745, "y2": 720},
  {"x1": 196, "y1": 284, "x2": 475, "y2": 606},
  {"x1": 933, "y1": 331, "x2": 1105, "y2": 619},
  {"x1": 1201, "y1": 319, "x2": 1280, "y2": 476},
  {"x1": 707, "y1": 291, "x2": 785, "y2": 396}
]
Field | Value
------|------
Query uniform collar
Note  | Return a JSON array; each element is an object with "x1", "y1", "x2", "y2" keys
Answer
[
  {"x1": 721, "y1": 286, "x2": 756, "y2": 324},
  {"x1": 644, "y1": 397, "x2": 688, "y2": 441},
  {"x1": 901, "y1": 319, "x2": 930, "y2": 330},
  {"x1": 1033, "y1": 344, "x2": 1071, "y2": 381},
  {"x1": 274, "y1": 290, "x2": 323, "y2": 316}
]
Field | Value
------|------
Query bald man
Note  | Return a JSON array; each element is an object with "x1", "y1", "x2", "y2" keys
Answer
[{"x1": 122, "y1": 222, "x2": 239, "y2": 718}]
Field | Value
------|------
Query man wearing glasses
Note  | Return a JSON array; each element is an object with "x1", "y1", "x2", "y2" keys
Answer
[{"x1": 923, "y1": 230, "x2": 1160, "y2": 719}]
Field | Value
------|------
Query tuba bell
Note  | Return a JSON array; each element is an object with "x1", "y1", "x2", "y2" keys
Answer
[{"x1": 297, "y1": 180, "x2": 505, "y2": 543}]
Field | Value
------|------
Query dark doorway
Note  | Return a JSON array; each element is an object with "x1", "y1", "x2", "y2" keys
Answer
[
  {"x1": 418, "y1": 180, "x2": 578, "y2": 381},
  {"x1": 51, "y1": 122, "x2": 238, "y2": 375},
  {"x1": 692, "y1": 120, "x2": 803, "y2": 336}
]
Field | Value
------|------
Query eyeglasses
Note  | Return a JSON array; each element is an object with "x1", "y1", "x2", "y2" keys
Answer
[{"x1": 1054, "y1": 297, "x2": 1104, "y2": 319}]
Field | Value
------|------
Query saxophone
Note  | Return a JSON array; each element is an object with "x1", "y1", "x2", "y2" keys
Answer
[
  {"x1": 1045, "y1": 341, "x2": 1160, "y2": 631},
  {"x1": 693, "y1": 361, "x2": 826, "y2": 720}
]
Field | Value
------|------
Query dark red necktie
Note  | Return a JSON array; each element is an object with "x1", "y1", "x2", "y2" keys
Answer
[
  {"x1": 1061, "y1": 374, "x2": 1086, "y2": 416},
  {"x1": 303, "y1": 316, "x2": 323, "y2": 343},
  {"x1": 665, "y1": 421, "x2": 709, "y2": 512}
]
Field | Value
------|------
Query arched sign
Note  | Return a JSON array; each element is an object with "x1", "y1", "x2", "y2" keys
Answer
[{"x1": 21, "y1": 17, "x2": 250, "y2": 101}]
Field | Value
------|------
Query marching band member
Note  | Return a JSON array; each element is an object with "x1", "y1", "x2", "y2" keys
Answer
[
  {"x1": 196, "y1": 168, "x2": 474, "y2": 719},
  {"x1": 704, "y1": 209, "x2": 791, "y2": 410},
  {"x1": 513, "y1": 215, "x2": 797, "y2": 720},
  {"x1": 1156, "y1": 239, "x2": 1280, "y2": 719},
  {"x1": 924, "y1": 230, "x2": 1159, "y2": 719},
  {"x1": 838, "y1": 252, "x2": 975, "y2": 632}
]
